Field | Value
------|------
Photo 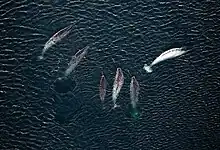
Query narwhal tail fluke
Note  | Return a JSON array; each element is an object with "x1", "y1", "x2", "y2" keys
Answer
[
  {"x1": 112, "y1": 96, "x2": 120, "y2": 109},
  {"x1": 113, "y1": 104, "x2": 120, "y2": 109},
  {"x1": 143, "y1": 64, "x2": 153, "y2": 73},
  {"x1": 38, "y1": 55, "x2": 44, "y2": 60},
  {"x1": 131, "y1": 100, "x2": 137, "y2": 109}
]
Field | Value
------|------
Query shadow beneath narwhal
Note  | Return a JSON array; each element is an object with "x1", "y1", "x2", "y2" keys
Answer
[{"x1": 53, "y1": 77, "x2": 76, "y2": 94}]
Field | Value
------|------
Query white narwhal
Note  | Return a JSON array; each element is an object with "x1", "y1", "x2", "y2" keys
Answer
[
  {"x1": 112, "y1": 68, "x2": 124, "y2": 109},
  {"x1": 144, "y1": 47, "x2": 188, "y2": 73}
]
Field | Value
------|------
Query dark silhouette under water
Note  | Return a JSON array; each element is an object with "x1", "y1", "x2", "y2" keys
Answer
[{"x1": 54, "y1": 77, "x2": 76, "y2": 93}]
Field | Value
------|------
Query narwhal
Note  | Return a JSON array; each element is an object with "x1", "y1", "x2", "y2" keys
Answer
[
  {"x1": 64, "y1": 45, "x2": 89, "y2": 77},
  {"x1": 99, "y1": 72, "x2": 107, "y2": 103},
  {"x1": 38, "y1": 24, "x2": 73, "y2": 60},
  {"x1": 130, "y1": 76, "x2": 140, "y2": 109},
  {"x1": 144, "y1": 47, "x2": 188, "y2": 73},
  {"x1": 112, "y1": 68, "x2": 124, "y2": 109}
]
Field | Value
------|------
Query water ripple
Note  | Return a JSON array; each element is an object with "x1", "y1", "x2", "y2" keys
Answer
[{"x1": 0, "y1": 0, "x2": 219, "y2": 149}]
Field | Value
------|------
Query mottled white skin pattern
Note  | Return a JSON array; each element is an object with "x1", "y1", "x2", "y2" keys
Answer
[
  {"x1": 144, "y1": 47, "x2": 187, "y2": 73},
  {"x1": 38, "y1": 25, "x2": 72, "y2": 60},
  {"x1": 112, "y1": 68, "x2": 124, "y2": 108},
  {"x1": 130, "y1": 76, "x2": 140, "y2": 109},
  {"x1": 99, "y1": 75, "x2": 107, "y2": 102},
  {"x1": 151, "y1": 47, "x2": 187, "y2": 66},
  {"x1": 64, "y1": 46, "x2": 88, "y2": 77},
  {"x1": 64, "y1": 61, "x2": 78, "y2": 77},
  {"x1": 42, "y1": 40, "x2": 55, "y2": 53}
]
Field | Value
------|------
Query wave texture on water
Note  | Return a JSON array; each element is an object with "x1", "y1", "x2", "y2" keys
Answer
[{"x1": 0, "y1": 0, "x2": 219, "y2": 149}]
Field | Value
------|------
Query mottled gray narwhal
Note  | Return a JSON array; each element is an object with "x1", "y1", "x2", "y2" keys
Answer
[
  {"x1": 64, "y1": 45, "x2": 89, "y2": 77},
  {"x1": 38, "y1": 24, "x2": 73, "y2": 60}
]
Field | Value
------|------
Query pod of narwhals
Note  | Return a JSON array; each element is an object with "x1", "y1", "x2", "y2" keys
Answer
[
  {"x1": 38, "y1": 24, "x2": 90, "y2": 80},
  {"x1": 99, "y1": 68, "x2": 141, "y2": 118},
  {"x1": 38, "y1": 24, "x2": 188, "y2": 117}
]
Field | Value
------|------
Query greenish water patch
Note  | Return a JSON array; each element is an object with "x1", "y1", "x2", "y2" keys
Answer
[{"x1": 128, "y1": 104, "x2": 141, "y2": 119}]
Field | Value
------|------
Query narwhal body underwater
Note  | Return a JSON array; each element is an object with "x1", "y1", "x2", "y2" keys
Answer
[
  {"x1": 99, "y1": 73, "x2": 107, "y2": 103},
  {"x1": 38, "y1": 24, "x2": 73, "y2": 60},
  {"x1": 64, "y1": 45, "x2": 89, "y2": 77},
  {"x1": 144, "y1": 47, "x2": 188, "y2": 73},
  {"x1": 130, "y1": 76, "x2": 140, "y2": 109}
]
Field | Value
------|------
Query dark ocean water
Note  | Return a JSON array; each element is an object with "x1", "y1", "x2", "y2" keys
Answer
[{"x1": 0, "y1": 0, "x2": 220, "y2": 149}]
